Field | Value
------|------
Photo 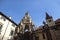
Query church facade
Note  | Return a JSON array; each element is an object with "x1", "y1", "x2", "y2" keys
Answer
[{"x1": 13, "y1": 12, "x2": 60, "y2": 40}]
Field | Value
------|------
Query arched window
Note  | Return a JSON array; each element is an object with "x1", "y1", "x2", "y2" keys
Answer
[{"x1": 24, "y1": 25, "x2": 29, "y2": 32}]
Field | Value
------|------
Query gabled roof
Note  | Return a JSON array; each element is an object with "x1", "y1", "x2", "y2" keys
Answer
[
  {"x1": 55, "y1": 18, "x2": 60, "y2": 23},
  {"x1": 55, "y1": 18, "x2": 60, "y2": 25}
]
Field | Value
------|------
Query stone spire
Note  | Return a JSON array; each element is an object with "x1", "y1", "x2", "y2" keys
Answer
[
  {"x1": 25, "y1": 11, "x2": 29, "y2": 15},
  {"x1": 46, "y1": 12, "x2": 52, "y2": 19}
]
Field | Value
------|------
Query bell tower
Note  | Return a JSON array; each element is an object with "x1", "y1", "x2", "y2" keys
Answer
[
  {"x1": 19, "y1": 12, "x2": 34, "y2": 34},
  {"x1": 46, "y1": 12, "x2": 55, "y2": 27},
  {"x1": 45, "y1": 12, "x2": 57, "y2": 40}
]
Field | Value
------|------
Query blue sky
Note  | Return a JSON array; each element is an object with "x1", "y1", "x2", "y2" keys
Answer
[{"x1": 0, "y1": 0, "x2": 60, "y2": 26}]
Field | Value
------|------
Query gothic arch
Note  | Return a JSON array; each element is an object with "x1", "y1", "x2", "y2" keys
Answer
[{"x1": 24, "y1": 25, "x2": 29, "y2": 32}]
